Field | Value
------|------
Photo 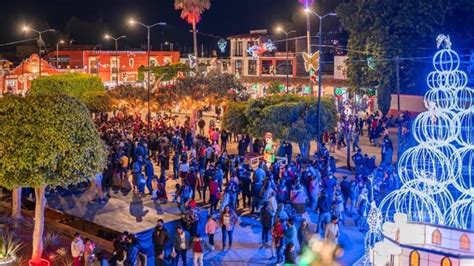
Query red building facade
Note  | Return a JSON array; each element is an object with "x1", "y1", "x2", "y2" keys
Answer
[
  {"x1": 1, "y1": 50, "x2": 181, "y2": 95},
  {"x1": 1, "y1": 54, "x2": 60, "y2": 95},
  {"x1": 50, "y1": 50, "x2": 180, "y2": 85}
]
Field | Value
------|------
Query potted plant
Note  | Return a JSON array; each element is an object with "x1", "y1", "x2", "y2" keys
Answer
[{"x1": 0, "y1": 231, "x2": 24, "y2": 265}]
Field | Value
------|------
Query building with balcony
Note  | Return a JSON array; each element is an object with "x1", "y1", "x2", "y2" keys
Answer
[
  {"x1": 228, "y1": 29, "x2": 297, "y2": 79},
  {"x1": 1, "y1": 50, "x2": 181, "y2": 94},
  {"x1": 49, "y1": 50, "x2": 180, "y2": 86}
]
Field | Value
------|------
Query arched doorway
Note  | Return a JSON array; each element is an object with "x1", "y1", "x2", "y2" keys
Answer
[{"x1": 409, "y1": 250, "x2": 420, "y2": 266}]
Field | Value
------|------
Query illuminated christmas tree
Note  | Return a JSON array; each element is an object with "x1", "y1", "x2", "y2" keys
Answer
[{"x1": 380, "y1": 35, "x2": 474, "y2": 229}]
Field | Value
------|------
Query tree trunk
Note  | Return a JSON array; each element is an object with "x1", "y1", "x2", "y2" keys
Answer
[
  {"x1": 346, "y1": 133, "x2": 351, "y2": 170},
  {"x1": 31, "y1": 186, "x2": 46, "y2": 264},
  {"x1": 192, "y1": 22, "x2": 199, "y2": 72},
  {"x1": 190, "y1": 108, "x2": 197, "y2": 130},
  {"x1": 298, "y1": 141, "x2": 311, "y2": 163},
  {"x1": 11, "y1": 187, "x2": 22, "y2": 219}
]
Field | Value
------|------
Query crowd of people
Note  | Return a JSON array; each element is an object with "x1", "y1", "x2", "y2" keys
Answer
[{"x1": 70, "y1": 108, "x2": 413, "y2": 265}]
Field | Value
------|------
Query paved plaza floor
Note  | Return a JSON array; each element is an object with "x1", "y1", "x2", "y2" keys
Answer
[{"x1": 46, "y1": 112, "x2": 398, "y2": 265}]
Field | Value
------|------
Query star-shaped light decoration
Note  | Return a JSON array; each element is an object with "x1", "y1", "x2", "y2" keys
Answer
[
  {"x1": 188, "y1": 54, "x2": 197, "y2": 69},
  {"x1": 303, "y1": 52, "x2": 320, "y2": 73},
  {"x1": 436, "y1": 34, "x2": 452, "y2": 50}
]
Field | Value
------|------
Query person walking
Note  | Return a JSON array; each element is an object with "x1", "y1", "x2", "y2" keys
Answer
[
  {"x1": 283, "y1": 218, "x2": 297, "y2": 251},
  {"x1": 153, "y1": 219, "x2": 169, "y2": 257},
  {"x1": 205, "y1": 215, "x2": 219, "y2": 250},
  {"x1": 172, "y1": 226, "x2": 190, "y2": 266},
  {"x1": 209, "y1": 177, "x2": 220, "y2": 213},
  {"x1": 84, "y1": 238, "x2": 96, "y2": 266},
  {"x1": 297, "y1": 219, "x2": 312, "y2": 253},
  {"x1": 324, "y1": 215, "x2": 340, "y2": 244},
  {"x1": 284, "y1": 242, "x2": 296, "y2": 265},
  {"x1": 220, "y1": 130, "x2": 229, "y2": 151},
  {"x1": 260, "y1": 201, "x2": 273, "y2": 248},
  {"x1": 131, "y1": 156, "x2": 143, "y2": 193},
  {"x1": 290, "y1": 181, "x2": 308, "y2": 215},
  {"x1": 173, "y1": 153, "x2": 180, "y2": 180},
  {"x1": 126, "y1": 234, "x2": 140, "y2": 266},
  {"x1": 272, "y1": 217, "x2": 285, "y2": 264},
  {"x1": 220, "y1": 205, "x2": 238, "y2": 250},
  {"x1": 71, "y1": 232, "x2": 84, "y2": 266},
  {"x1": 352, "y1": 129, "x2": 361, "y2": 152},
  {"x1": 145, "y1": 157, "x2": 155, "y2": 195},
  {"x1": 317, "y1": 191, "x2": 331, "y2": 234},
  {"x1": 191, "y1": 234, "x2": 210, "y2": 266},
  {"x1": 309, "y1": 174, "x2": 320, "y2": 211}
]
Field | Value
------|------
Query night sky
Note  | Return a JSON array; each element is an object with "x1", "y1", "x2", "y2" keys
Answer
[{"x1": 1, "y1": 0, "x2": 341, "y2": 53}]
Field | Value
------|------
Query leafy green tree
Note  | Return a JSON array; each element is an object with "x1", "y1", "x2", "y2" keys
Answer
[
  {"x1": 138, "y1": 62, "x2": 191, "y2": 83},
  {"x1": 30, "y1": 73, "x2": 111, "y2": 112},
  {"x1": 0, "y1": 95, "x2": 107, "y2": 263},
  {"x1": 222, "y1": 101, "x2": 250, "y2": 135},
  {"x1": 245, "y1": 95, "x2": 337, "y2": 161},
  {"x1": 267, "y1": 80, "x2": 283, "y2": 95},
  {"x1": 336, "y1": 0, "x2": 447, "y2": 114}
]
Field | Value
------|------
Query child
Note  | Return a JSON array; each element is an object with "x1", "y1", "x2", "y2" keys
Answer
[
  {"x1": 192, "y1": 234, "x2": 211, "y2": 266},
  {"x1": 151, "y1": 175, "x2": 159, "y2": 200},
  {"x1": 205, "y1": 215, "x2": 219, "y2": 250},
  {"x1": 284, "y1": 242, "x2": 296, "y2": 264}
]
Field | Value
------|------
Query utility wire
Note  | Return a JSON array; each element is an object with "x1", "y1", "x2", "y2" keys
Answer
[{"x1": 0, "y1": 38, "x2": 37, "y2": 47}]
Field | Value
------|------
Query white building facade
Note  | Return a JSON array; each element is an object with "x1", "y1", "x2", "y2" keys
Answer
[{"x1": 372, "y1": 213, "x2": 474, "y2": 266}]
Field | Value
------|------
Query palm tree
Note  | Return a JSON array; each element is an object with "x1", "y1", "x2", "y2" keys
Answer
[{"x1": 174, "y1": 0, "x2": 211, "y2": 71}]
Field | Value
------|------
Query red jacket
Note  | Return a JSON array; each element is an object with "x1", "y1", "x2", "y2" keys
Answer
[
  {"x1": 210, "y1": 180, "x2": 219, "y2": 197},
  {"x1": 272, "y1": 222, "x2": 284, "y2": 241}
]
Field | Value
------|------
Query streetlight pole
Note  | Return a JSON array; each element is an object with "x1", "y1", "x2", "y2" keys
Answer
[
  {"x1": 305, "y1": 9, "x2": 336, "y2": 146},
  {"x1": 104, "y1": 34, "x2": 126, "y2": 87},
  {"x1": 396, "y1": 56, "x2": 401, "y2": 160},
  {"x1": 128, "y1": 19, "x2": 166, "y2": 137},
  {"x1": 22, "y1": 26, "x2": 55, "y2": 77},
  {"x1": 56, "y1": 40, "x2": 65, "y2": 68},
  {"x1": 164, "y1": 42, "x2": 174, "y2": 51},
  {"x1": 306, "y1": 12, "x2": 312, "y2": 95},
  {"x1": 276, "y1": 27, "x2": 296, "y2": 93}
]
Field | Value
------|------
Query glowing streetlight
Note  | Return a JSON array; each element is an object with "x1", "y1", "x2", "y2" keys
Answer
[
  {"x1": 127, "y1": 18, "x2": 167, "y2": 139},
  {"x1": 22, "y1": 25, "x2": 56, "y2": 76},
  {"x1": 304, "y1": 8, "x2": 337, "y2": 146},
  {"x1": 275, "y1": 26, "x2": 296, "y2": 93},
  {"x1": 56, "y1": 39, "x2": 65, "y2": 68},
  {"x1": 103, "y1": 34, "x2": 126, "y2": 86}
]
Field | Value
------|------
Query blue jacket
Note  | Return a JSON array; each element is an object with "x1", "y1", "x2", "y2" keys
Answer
[
  {"x1": 126, "y1": 243, "x2": 139, "y2": 265},
  {"x1": 145, "y1": 160, "x2": 154, "y2": 178}
]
